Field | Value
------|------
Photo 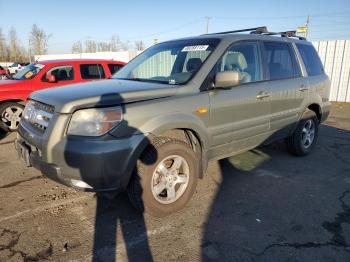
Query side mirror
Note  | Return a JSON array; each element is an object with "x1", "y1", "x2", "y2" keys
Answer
[
  {"x1": 215, "y1": 71, "x2": 240, "y2": 88},
  {"x1": 47, "y1": 74, "x2": 56, "y2": 83}
]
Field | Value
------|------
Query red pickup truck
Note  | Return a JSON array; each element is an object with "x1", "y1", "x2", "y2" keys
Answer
[{"x1": 0, "y1": 59, "x2": 125, "y2": 133}]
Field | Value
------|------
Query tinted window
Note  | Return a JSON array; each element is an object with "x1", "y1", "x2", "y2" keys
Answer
[
  {"x1": 296, "y1": 44, "x2": 324, "y2": 76},
  {"x1": 217, "y1": 41, "x2": 262, "y2": 84},
  {"x1": 108, "y1": 64, "x2": 124, "y2": 75},
  {"x1": 42, "y1": 65, "x2": 74, "y2": 82},
  {"x1": 80, "y1": 64, "x2": 105, "y2": 79},
  {"x1": 0, "y1": 66, "x2": 4, "y2": 70},
  {"x1": 264, "y1": 42, "x2": 300, "y2": 80}
]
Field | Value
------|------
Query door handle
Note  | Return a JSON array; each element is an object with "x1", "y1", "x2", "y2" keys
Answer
[
  {"x1": 256, "y1": 91, "x2": 270, "y2": 100},
  {"x1": 299, "y1": 85, "x2": 309, "y2": 92}
]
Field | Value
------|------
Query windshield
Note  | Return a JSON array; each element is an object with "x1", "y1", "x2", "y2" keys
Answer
[
  {"x1": 12, "y1": 63, "x2": 45, "y2": 80},
  {"x1": 113, "y1": 38, "x2": 220, "y2": 85}
]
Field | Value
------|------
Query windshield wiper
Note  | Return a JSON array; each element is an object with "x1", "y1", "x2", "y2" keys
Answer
[{"x1": 116, "y1": 77, "x2": 173, "y2": 84}]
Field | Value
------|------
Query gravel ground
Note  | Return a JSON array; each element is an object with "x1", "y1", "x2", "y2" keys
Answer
[{"x1": 0, "y1": 103, "x2": 349, "y2": 262}]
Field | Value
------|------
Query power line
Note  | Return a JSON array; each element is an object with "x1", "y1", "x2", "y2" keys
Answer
[{"x1": 211, "y1": 11, "x2": 350, "y2": 20}]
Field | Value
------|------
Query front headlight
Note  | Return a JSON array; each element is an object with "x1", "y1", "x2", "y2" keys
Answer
[{"x1": 67, "y1": 107, "x2": 122, "y2": 136}]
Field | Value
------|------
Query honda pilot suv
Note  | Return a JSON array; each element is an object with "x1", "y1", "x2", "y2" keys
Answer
[{"x1": 16, "y1": 27, "x2": 330, "y2": 217}]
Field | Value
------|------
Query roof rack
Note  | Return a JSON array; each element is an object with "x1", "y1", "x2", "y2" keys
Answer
[{"x1": 203, "y1": 26, "x2": 306, "y2": 40}]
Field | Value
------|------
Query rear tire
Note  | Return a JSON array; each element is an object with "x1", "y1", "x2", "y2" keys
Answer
[
  {"x1": 127, "y1": 137, "x2": 199, "y2": 217},
  {"x1": 285, "y1": 110, "x2": 319, "y2": 156},
  {"x1": 0, "y1": 102, "x2": 24, "y2": 132}
]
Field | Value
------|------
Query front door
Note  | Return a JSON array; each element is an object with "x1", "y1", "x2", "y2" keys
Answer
[
  {"x1": 39, "y1": 64, "x2": 76, "y2": 90},
  {"x1": 207, "y1": 41, "x2": 270, "y2": 158}
]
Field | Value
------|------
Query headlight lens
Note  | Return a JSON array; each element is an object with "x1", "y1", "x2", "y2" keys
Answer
[{"x1": 67, "y1": 107, "x2": 122, "y2": 136}]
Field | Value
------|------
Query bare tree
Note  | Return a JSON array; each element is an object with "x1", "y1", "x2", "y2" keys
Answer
[
  {"x1": 8, "y1": 27, "x2": 25, "y2": 61},
  {"x1": 110, "y1": 35, "x2": 128, "y2": 51},
  {"x1": 85, "y1": 40, "x2": 97, "y2": 53},
  {"x1": 0, "y1": 28, "x2": 8, "y2": 61},
  {"x1": 29, "y1": 24, "x2": 51, "y2": 56},
  {"x1": 134, "y1": 40, "x2": 145, "y2": 51},
  {"x1": 97, "y1": 42, "x2": 111, "y2": 52},
  {"x1": 71, "y1": 41, "x2": 83, "y2": 53}
]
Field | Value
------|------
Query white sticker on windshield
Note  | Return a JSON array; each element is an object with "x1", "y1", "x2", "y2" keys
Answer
[{"x1": 182, "y1": 45, "x2": 209, "y2": 52}]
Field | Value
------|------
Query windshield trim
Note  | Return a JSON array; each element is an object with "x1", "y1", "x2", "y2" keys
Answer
[{"x1": 113, "y1": 38, "x2": 221, "y2": 85}]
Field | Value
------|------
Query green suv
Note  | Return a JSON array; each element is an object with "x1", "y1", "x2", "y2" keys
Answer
[{"x1": 15, "y1": 27, "x2": 330, "y2": 216}]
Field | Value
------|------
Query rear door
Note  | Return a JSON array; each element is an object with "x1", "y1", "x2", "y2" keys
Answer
[
  {"x1": 262, "y1": 41, "x2": 307, "y2": 137},
  {"x1": 79, "y1": 63, "x2": 106, "y2": 82}
]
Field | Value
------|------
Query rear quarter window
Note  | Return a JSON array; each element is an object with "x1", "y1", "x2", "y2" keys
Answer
[
  {"x1": 108, "y1": 64, "x2": 124, "y2": 75},
  {"x1": 296, "y1": 43, "x2": 324, "y2": 76},
  {"x1": 80, "y1": 64, "x2": 105, "y2": 79}
]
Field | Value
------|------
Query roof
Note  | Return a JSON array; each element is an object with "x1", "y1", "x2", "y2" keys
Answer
[
  {"x1": 36, "y1": 59, "x2": 125, "y2": 65},
  {"x1": 170, "y1": 33, "x2": 311, "y2": 44}
]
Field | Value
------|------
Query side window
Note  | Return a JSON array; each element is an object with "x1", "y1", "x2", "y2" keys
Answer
[
  {"x1": 217, "y1": 41, "x2": 262, "y2": 84},
  {"x1": 263, "y1": 42, "x2": 301, "y2": 80},
  {"x1": 42, "y1": 65, "x2": 74, "y2": 82},
  {"x1": 296, "y1": 43, "x2": 324, "y2": 76},
  {"x1": 108, "y1": 64, "x2": 124, "y2": 75},
  {"x1": 80, "y1": 64, "x2": 105, "y2": 79}
]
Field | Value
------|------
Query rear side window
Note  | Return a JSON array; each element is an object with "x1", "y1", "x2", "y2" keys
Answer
[
  {"x1": 264, "y1": 42, "x2": 301, "y2": 80},
  {"x1": 296, "y1": 44, "x2": 324, "y2": 76},
  {"x1": 108, "y1": 64, "x2": 124, "y2": 75},
  {"x1": 80, "y1": 64, "x2": 105, "y2": 79}
]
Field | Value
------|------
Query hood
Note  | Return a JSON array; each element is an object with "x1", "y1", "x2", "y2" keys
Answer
[{"x1": 30, "y1": 79, "x2": 178, "y2": 113}]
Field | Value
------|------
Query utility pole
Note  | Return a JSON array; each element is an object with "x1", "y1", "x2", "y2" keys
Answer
[
  {"x1": 205, "y1": 16, "x2": 212, "y2": 34},
  {"x1": 305, "y1": 15, "x2": 310, "y2": 39},
  {"x1": 28, "y1": 39, "x2": 32, "y2": 63}
]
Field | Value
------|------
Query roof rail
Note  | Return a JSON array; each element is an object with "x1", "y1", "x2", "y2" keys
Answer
[
  {"x1": 203, "y1": 26, "x2": 306, "y2": 40},
  {"x1": 203, "y1": 26, "x2": 267, "y2": 35},
  {"x1": 263, "y1": 30, "x2": 306, "y2": 40}
]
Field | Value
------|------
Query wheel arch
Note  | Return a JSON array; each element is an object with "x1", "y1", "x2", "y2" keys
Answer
[
  {"x1": 126, "y1": 113, "x2": 211, "y2": 182},
  {"x1": 306, "y1": 103, "x2": 322, "y2": 122},
  {"x1": 0, "y1": 99, "x2": 26, "y2": 106}
]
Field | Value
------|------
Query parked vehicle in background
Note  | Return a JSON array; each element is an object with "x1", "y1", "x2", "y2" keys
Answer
[
  {"x1": 7, "y1": 62, "x2": 24, "y2": 74},
  {"x1": 0, "y1": 66, "x2": 9, "y2": 80},
  {"x1": 0, "y1": 59, "x2": 125, "y2": 132},
  {"x1": 16, "y1": 27, "x2": 330, "y2": 217}
]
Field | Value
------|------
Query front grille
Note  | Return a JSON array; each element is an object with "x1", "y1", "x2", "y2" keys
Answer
[{"x1": 22, "y1": 100, "x2": 54, "y2": 132}]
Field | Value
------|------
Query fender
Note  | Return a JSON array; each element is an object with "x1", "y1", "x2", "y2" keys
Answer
[
  {"x1": 138, "y1": 112, "x2": 211, "y2": 152},
  {"x1": 0, "y1": 90, "x2": 30, "y2": 103}
]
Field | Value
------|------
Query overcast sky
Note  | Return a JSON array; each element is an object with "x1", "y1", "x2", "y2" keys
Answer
[{"x1": 1, "y1": 0, "x2": 349, "y2": 54}]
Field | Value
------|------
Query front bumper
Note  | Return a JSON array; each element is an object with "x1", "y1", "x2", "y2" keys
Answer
[{"x1": 16, "y1": 122, "x2": 147, "y2": 192}]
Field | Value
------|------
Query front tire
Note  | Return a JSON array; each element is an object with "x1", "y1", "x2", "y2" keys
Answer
[
  {"x1": 285, "y1": 110, "x2": 319, "y2": 156},
  {"x1": 0, "y1": 102, "x2": 24, "y2": 132},
  {"x1": 127, "y1": 137, "x2": 199, "y2": 217}
]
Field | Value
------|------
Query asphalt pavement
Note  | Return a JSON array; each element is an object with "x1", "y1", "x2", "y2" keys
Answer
[{"x1": 0, "y1": 103, "x2": 349, "y2": 262}]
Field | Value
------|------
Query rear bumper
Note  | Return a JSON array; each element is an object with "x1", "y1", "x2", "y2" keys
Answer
[{"x1": 16, "y1": 122, "x2": 147, "y2": 192}]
